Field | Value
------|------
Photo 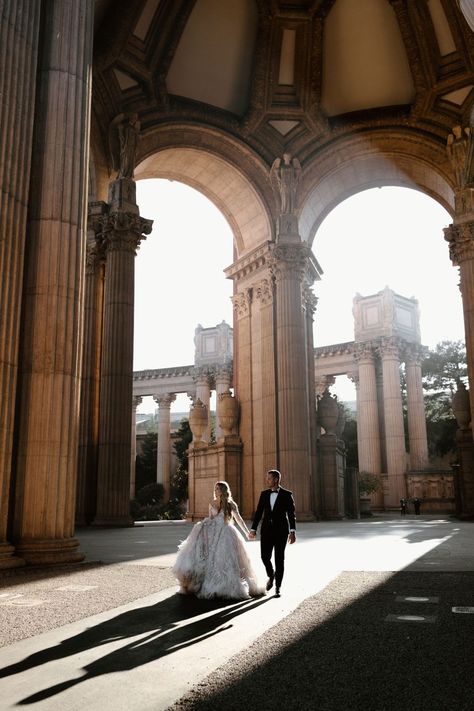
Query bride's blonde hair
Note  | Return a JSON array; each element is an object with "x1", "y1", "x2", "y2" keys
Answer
[{"x1": 214, "y1": 481, "x2": 233, "y2": 521}]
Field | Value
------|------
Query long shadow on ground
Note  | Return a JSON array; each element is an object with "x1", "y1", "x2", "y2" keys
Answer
[
  {"x1": 0, "y1": 593, "x2": 270, "y2": 705},
  {"x1": 171, "y1": 570, "x2": 474, "y2": 711}
]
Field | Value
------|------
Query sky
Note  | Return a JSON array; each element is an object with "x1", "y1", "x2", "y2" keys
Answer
[{"x1": 134, "y1": 179, "x2": 464, "y2": 412}]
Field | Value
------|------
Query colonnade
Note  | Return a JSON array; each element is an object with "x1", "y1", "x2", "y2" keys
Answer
[{"x1": 353, "y1": 338, "x2": 428, "y2": 507}]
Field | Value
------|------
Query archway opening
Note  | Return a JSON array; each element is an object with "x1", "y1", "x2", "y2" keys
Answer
[
  {"x1": 312, "y1": 186, "x2": 463, "y2": 406},
  {"x1": 134, "y1": 178, "x2": 234, "y2": 421}
]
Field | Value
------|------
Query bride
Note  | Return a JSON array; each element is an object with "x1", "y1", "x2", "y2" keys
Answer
[{"x1": 172, "y1": 481, "x2": 265, "y2": 600}]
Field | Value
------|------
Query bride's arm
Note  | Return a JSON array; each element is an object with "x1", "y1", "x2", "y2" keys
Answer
[{"x1": 231, "y1": 502, "x2": 250, "y2": 538}]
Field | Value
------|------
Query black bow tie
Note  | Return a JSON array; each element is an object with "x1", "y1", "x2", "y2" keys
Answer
[{"x1": 271, "y1": 489, "x2": 279, "y2": 493}]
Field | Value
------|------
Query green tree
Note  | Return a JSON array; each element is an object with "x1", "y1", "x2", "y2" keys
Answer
[
  {"x1": 421, "y1": 340, "x2": 467, "y2": 459},
  {"x1": 135, "y1": 429, "x2": 157, "y2": 491},
  {"x1": 340, "y1": 405, "x2": 358, "y2": 468},
  {"x1": 171, "y1": 418, "x2": 192, "y2": 503}
]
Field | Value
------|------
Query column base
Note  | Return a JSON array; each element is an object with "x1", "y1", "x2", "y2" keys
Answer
[
  {"x1": 0, "y1": 542, "x2": 25, "y2": 569},
  {"x1": 14, "y1": 538, "x2": 84, "y2": 566},
  {"x1": 92, "y1": 515, "x2": 134, "y2": 528},
  {"x1": 296, "y1": 511, "x2": 317, "y2": 522}
]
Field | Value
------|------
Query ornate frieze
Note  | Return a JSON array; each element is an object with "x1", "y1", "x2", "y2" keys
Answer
[{"x1": 444, "y1": 221, "x2": 474, "y2": 265}]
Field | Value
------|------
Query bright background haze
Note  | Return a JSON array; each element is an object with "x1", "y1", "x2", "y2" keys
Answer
[{"x1": 134, "y1": 179, "x2": 463, "y2": 412}]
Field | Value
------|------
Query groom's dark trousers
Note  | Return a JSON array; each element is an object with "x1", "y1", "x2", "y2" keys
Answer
[{"x1": 251, "y1": 487, "x2": 296, "y2": 588}]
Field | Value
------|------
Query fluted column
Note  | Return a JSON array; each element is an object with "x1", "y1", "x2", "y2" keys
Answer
[
  {"x1": 154, "y1": 393, "x2": 176, "y2": 501},
  {"x1": 270, "y1": 243, "x2": 313, "y2": 518},
  {"x1": 215, "y1": 366, "x2": 233, "y2": 440},
  {"x1": 232, "y1": 289, "x2": 254, "y2": 516},
  {"x1": 254, "y1": 277, "x2": 278, "y2": 484},
  {"x1": 94, "y1": 179, "x2": 152, "y2": 526},
  {"x1": 303, "y1": 285, "x2": 319, "y2": 515},
  {"x1": 130, "y1": 396, "x2": 142, "y2": 500},
  {"x1": 76, "y1": 210, "x2": 107, "y2": 525},
  {"x1": 354, "y1": 343, "x2": 382, "y2": 476},
  {"x1": 0, "y1": 0, "x2": 41, "y2": 568},
  {"x1": 12, "y1": 0, "x2": 94, "y2": 564},
  {"x1": 405, "y1": 343, "x2": 429, "y2": 469},
  {"x1": 378, "y1": 337, "x2": 407, "y2": 506}
]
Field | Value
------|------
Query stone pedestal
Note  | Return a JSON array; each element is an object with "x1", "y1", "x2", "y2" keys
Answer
[
  {"x1": 187, "y1": 438, "x2": 242, "y2": 520},
  {"x1": 94, "y1": 179, "x2": 152, "y2": 526},
  {"x1": 318, "y1": 434, "x2": 346, "y2": 520},
  {"x1": 12, "y1": 0, "x2": 94, "y2": 564}
]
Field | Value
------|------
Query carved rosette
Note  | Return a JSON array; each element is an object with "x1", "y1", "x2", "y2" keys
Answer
[
  {"x1": 444, "y1": 221, "x2": 474, "y2": 266},
  {"x1": 254, "y1": 277, "x2": 274, "y2": 308},
  {"x1": 232, "y1": 289, "x2": 252, "y2": 319}
]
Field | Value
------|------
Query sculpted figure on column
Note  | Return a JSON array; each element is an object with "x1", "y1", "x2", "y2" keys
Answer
[
  {"x1": 270, "y1": 153, "x2": 302, "y2": 215},
  {"x1": 446, "y1": 123, "x2": 474, "y2": 217},
  {"x1": 109, "y1": 113, "x2": 141, "y2": 179}
]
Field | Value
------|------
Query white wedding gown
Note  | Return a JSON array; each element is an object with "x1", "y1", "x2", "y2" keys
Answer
[{"x1": 172, "y1": 503, "x2": 265, "y2": 600}]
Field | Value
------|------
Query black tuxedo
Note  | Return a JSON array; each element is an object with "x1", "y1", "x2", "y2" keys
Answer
[{"x1": 251, "y1": 487, "x2": 296, "y2": 589}]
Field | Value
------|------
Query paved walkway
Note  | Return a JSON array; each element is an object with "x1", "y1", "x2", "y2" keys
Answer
[{"x1": 0, "y1": 515, "x2": 473, "y2": 710}]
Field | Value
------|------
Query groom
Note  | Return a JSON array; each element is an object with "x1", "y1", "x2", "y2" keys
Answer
[{"x1": 248, "y1": 469, "x2": 296, "y2": 597}]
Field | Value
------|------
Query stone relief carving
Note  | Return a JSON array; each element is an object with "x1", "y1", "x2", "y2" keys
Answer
[
  {"x1": 270, "y1": 153, "x2": 302, "y2": 215},
  {"x1": 254, "y1": 277, "x2": 274, "y2": 307},
  {"x1": 231, "y1": 290, "x2": 252, "y2": 319},
  {"x1": 447, "y1": 125, "x2": 473, "y2": 189},
  {"x1": 109, "y1": 113, "x2": 141, "y2": 179},
  {"x1": 444, "y1": 222, "x2": 474, "y2": 266}
]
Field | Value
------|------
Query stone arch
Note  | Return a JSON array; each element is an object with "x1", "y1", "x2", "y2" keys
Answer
[
  {"x1": 299, "y1": 131, "x2": 455, "y2": 246},
  {"x1": 135, "y1": 128, "x2": 275, "y2": 258}
]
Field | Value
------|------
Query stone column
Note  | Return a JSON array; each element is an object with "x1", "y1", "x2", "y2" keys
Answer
[
  {"x1": 215, "y1": 366, "x2": 233, "y2": 440},
  {"x1": 154, "y1": 393, "x2": 176, "y2": 502},
  {"x1": 354, "y1": 343, "x2": 382, "y2": 476},
  {"x1": 130, "y1": 396, "x2": 142, "y2": 500},
  {"x1": 76, "y1": 209, "x2": 107, "y2": 526},
  {"x1": 0, "y1": 0, "x2": 41, "y2": 568},
  {"x1": 193, "y1": 371, "x2": 213, "y2": 442},
  {"x1": 94, "y1": 179, "x2": 152, "y2": 526},
  {"x1": 303, "y1": 285, "x2": 320, "y2": 515},
  {"x1": 254, "y1": 277, "x2": 277, "y2": 484},
  {"x1": 405, "y1": 343, "x2": 429, "y2": 470},
  {"x1": 232, "y1": 289, "x2": 254, "y2": 516},
  {"x1": 270, "y1": 243, "x2": 313, "y2": 518},
  {"x1": 445, "y1": 220, "x2": 474, "y2": 428},
  {"x1": 12, "y1": 0, "x2": 94, "y2": 564},
  {"x1": 378, "y1": 337, "x2": 407, "y2": 506}
]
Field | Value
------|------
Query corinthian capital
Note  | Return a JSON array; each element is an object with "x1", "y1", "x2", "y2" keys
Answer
[
  {"x1": 254, "y1": 277, "x2": 274, "y2": 307},
  {"x1": 354, "y1": 342, "x2": 376, "y2": 364},
  {"x1": 269, "y1": 243, "x2": 309, "y2": 281},
  {"x1": 444, "y1": 221, "x2": 474, "y2": 265},
  {"x1": 377, "y1": 336, "x2": 401, "y2": 360},
  {"x1": 403, "y1": 342, "x2": 427, "y2": 367},
  {"x1": 232, "y1": 289, "x2": 252, "y2": 319}
]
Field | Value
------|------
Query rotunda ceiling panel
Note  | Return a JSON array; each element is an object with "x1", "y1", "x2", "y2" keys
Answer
[
  {"x1": 166, "y1": 0, "x2": 258, "y2": 116},
  {"x1": 321, "y1": 0, "x2": 415, "y2": 116},
  {"x1": 427, "y1": 0, "x2": 457, "y2": 55}
]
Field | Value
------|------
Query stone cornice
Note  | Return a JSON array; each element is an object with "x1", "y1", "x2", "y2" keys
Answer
[
  {"x1": 224, "y1": 242, "x2": 272, "y2": 282},
  {"x1": 133, "y1": 366, "x2": 194, "y2": 380},
  {"x1": 314, "y1": 341, "x2": 355, "y2": 358}
]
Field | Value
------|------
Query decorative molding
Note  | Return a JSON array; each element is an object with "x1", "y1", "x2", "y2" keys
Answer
[
  {"x1": 232, "y1": 289, "x2": 252, "y2": 319},
  {"x1": 153, "y1": 393, "x2": 176, "y2": 408},
  {"x1": 254, "y1": 277, "x2": 274, "y2": 307},
  {"x1": 444, "y1": 221, "x2": 474, "y2": 265}
]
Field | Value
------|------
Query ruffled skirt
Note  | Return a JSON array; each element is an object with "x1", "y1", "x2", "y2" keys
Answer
[{"x1": 172, "y1": 517, "x2": 265, "y2": 600}]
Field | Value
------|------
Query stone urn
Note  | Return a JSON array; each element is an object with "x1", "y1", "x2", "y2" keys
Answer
[
  {"x1": 452, "y1": 381, "x2": 470, "y2": 429},
  {"x1": 218, "y1": 391, "x2": 239, "y2": 436},
  {"x1": 317, "y1": 389, "x2": 339, "y2": 435},
  {"x1": 189, "y1": 398, "x2": 208, "y2": 443}
]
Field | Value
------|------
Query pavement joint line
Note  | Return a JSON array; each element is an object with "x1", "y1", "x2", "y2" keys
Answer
[
  {"x1": 385, "y1": 614, "x2": 437, "y2": 623},
  {"x1": 395, "y1": 596, "x2": 439, "y2": 603},
  {"x1": 452, "y1": 606, "x2": 474, "y2": 613}
]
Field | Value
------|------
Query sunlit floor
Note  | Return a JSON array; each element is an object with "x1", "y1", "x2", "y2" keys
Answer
[{"x1": 0, "y1": 515, "x2": 473, "y2": 710}]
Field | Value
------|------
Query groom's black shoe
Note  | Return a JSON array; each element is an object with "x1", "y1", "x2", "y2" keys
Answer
[
  {"x1": 266, "y1": 574, "x2": 274, "y2": 591},
  {"x1": 275, "y1": 587, "x2": 281, "y2": 597}
]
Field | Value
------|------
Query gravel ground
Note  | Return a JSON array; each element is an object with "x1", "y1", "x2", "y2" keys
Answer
[
  {"x1": 0, "y1": 562, "x2": 176, "y2": 647},
  {"x1": 170, "y1": 571, "x2": 474, "y2": 711}
]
